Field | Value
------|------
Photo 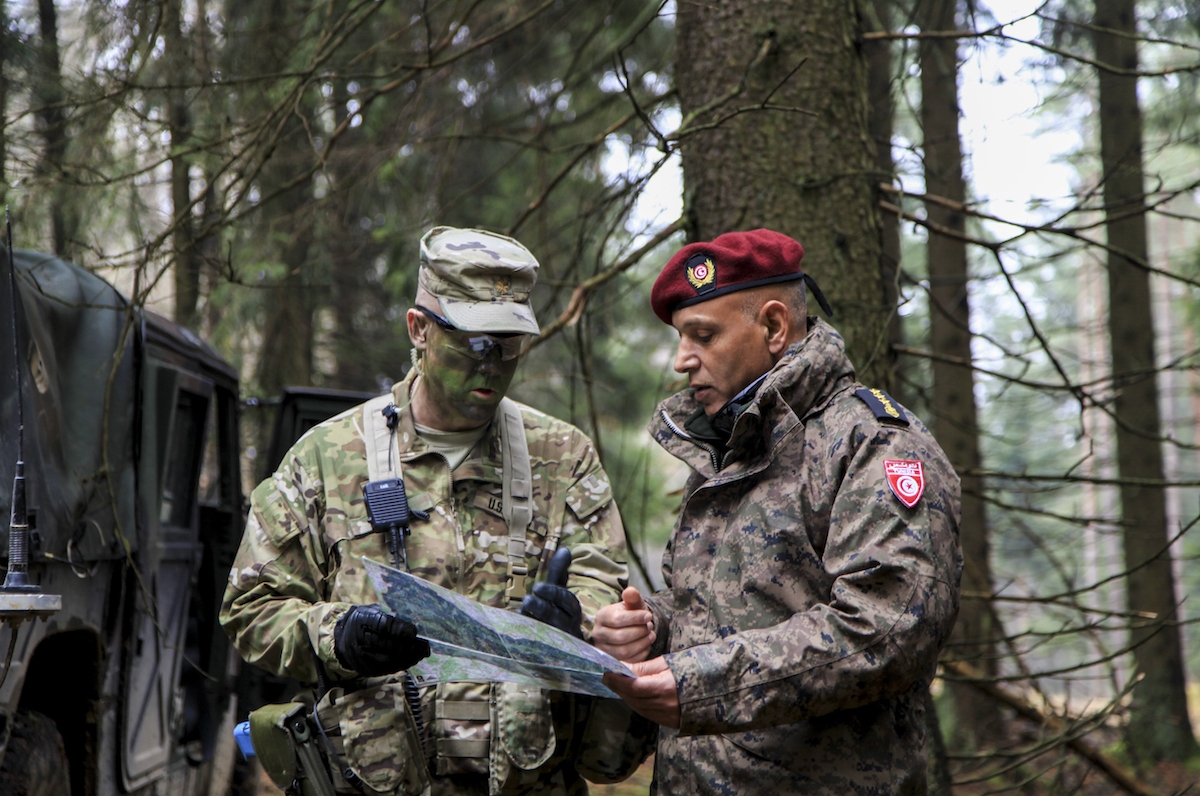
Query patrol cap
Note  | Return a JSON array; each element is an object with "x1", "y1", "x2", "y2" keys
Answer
[
  {"x1": 650, "y1": 228, "x2": 831, "y2": 324},
  {"x1": 418, "y1": 226, "x2": 541, "y2": 334}
]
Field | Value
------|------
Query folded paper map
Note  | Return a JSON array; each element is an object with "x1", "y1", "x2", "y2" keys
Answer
[{"x1": 364, "y1": 557, "x2": 635, "y2": 698}]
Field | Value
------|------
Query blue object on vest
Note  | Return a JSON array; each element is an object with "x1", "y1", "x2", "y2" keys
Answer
[{"x1": 234, "y1": 720, "x2": 255, "y2": 759}]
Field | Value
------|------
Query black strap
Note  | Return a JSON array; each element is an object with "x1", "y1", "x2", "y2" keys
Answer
[{"x1": 804, "y1": 273, "x2": 834, "y2": 317}]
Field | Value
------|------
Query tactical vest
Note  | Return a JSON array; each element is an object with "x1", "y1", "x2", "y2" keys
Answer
[
  {"x1": 253, "y1": 395, "x2": 652, "y2": 796},
  {"x1": 359, "y1": 393, "x2": 536, "y2": 607},
  {"x1": 360, "y1": 394, "x2": 575, "y2": 793}
]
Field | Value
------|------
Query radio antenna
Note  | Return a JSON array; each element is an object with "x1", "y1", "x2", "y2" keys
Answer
[{"x1": 3, "y1": 207, "x2": 34, "y2": 592}]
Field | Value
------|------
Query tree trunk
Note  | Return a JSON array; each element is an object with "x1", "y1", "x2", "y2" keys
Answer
[
  {"x1": 1093, "y1": 0, "x2": 1198, "y2": 762},
  {"x1": 166, "y1": 0, "x2": 199, "y2": 328},
  {"x1": 917, "y1": 0, "x2": 1000, "y2": 750},
  {"x1": 865, "y1": 0, "x2": 903, "y2": 391},
  {"x1": 253, "y1": 1, "x2": 316, "y2": 403},
  {"x1": 36, "y1": 0, "x2": 76, "y2": 261},
  {"x1": 195, "y1": 0, "x2": 223, "y2": 341},
  {"x1": 255, "y1": 141, "x2": 315, "y2": 402},
  {"x1": 328, "y1": 75, "x2": 371, "y2": 392},
  {"x1": 198, "y1": 179, "x2": 220, "y2": 328},
  {"x1": 674, "y1": 0, "x2": 890, "y2": 388}
]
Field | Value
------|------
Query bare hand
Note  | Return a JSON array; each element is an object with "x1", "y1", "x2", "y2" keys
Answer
[
  {"x1": 602, "y1": 656, "x2": 680, "y2": 729},
  {"x1": 592, "y1": 586, "x2": 655, "y2": 662}
]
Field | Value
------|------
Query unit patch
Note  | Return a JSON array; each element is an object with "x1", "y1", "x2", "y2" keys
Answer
[
  {"x1": 854, "y1": 387, "x2": 909, "y2": 425},
  {"x1": 685, "y1": 252, "x2": 716, "y2": 294},
  {"x1": 884, "y1": 459, "x2": 924, "y2": 508}
]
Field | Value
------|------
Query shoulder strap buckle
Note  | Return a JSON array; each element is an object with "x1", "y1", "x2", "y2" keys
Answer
[{"x1": 499, "y1": 398, "x2": 533, "y2": 608}]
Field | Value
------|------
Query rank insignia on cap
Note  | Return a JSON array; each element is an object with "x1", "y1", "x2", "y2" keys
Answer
[
  {"x1": 685, "y1": 253, "x2": 716, "y2": 294},
  {"x1": 493, "y1": 275, "x2": 512, "y2": 297},
  {"x1": 884, "y1": 459, "x2": 924, "y2": 508}
]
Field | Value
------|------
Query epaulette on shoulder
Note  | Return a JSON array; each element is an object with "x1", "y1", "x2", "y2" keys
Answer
[{"x1": 853, "y1": 387, "x2": 910, "y2": 426}]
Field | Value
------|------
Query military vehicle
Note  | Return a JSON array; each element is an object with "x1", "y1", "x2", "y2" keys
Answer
[{"x1": 0, "y1": 248, "x2": 245, "y2": 795}]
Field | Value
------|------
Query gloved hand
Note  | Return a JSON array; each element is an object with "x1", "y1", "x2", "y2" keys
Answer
[
  {"x1": 334, "y1": 604, "x2": 431, "y2": 677},
  {"x1": 520, "y1": 547, "x2": 584, "y2": 639}
]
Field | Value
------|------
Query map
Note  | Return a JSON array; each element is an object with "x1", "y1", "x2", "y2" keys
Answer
[{"x1": 364, "y1": 557, "x2": 635, "y2": 698}]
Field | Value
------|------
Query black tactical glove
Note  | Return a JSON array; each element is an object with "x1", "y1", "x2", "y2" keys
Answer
[
  {"x1": 520, "y1": 547, "x2": 584, "y2": 639},
  {"x1": 333, "y1": 604, "x2": 431, "y2": 677}
]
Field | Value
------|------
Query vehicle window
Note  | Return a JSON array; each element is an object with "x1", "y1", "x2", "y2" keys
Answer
[
  {"x1": 198, "y1": 398, "x2": 221, "y2": 506},
  {"x1": 160, "y1": 390, "x2": 207, "y2": 527}
]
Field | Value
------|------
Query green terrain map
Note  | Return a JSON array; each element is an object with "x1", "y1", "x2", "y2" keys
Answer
[{"x1": 364, "y1": 558, "x2": 635, "y2": 698}]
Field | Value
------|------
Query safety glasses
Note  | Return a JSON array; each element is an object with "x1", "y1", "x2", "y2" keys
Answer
[{"x1": 416, "y1": 306, "x2": 531, "y2": 361}]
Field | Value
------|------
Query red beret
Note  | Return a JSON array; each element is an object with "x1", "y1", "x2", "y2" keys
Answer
[{"x1": 650, "y1": 229, "x2": 808, "y2": 324}]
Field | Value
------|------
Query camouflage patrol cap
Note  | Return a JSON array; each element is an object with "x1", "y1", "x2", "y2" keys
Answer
[{"x1": 418, "y1": 226, "x2": 541, "y2": 335}]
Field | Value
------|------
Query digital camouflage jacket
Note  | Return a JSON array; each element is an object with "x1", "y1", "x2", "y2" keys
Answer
[
  {"x1": 220, "y1": 369, "x2": 633, "y2": 796},
  {"x1": 644, "y1": 318, "x2": 963, "y2": 796}
]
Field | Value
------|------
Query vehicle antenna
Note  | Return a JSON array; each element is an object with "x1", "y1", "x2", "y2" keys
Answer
[{"x1": 3, "y1": 207, "x2": 34, "y2": 593}]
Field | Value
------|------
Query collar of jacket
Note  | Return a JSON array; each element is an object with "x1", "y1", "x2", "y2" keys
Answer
[
  {"x1": 388, "y1": 368, "x2": 506, "y2": 485},
  {"x1": 650, "y1": 317, "x2": 857, "y2": 477}
]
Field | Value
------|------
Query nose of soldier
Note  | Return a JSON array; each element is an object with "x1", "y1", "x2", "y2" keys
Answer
[
  {"x1": 475, "y1": 344, "x2": 506, "y2": 374},
  {"x1": 673, "y1": 338, "x2": 700, "y2": 374}
]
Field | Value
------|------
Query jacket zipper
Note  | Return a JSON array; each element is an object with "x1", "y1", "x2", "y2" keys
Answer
[{"x1": 659, "y1": 408, "x2": 723, "y2": 473}]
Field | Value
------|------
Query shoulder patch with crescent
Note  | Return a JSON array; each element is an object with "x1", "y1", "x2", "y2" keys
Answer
[{"x1": 884, "y1": 459, "x2": 925, "y2": 508}]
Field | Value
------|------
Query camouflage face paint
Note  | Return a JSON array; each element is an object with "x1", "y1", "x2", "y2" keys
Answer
[{"x1": 416, "y1": 323, "x2": 519, "y2": 431}]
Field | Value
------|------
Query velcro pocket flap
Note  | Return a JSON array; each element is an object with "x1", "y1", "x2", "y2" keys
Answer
[
  {"x1": 565, "y1": 472, "x2": 613, "y2": 521},
  {"x1": 338, "y1": 683, "x2": 427, "y2": 794},
  {"x1": 497, "y1": 682, "x2": 556, "y2": 770}
]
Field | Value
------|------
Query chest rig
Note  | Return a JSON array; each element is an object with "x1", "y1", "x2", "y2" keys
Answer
[{"x1": 359, "y1": 393, "x2": 535, "y2": 607}]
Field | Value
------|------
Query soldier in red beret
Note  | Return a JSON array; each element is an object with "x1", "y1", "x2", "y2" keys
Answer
[{"x1": 593, "y1": 229, "x2": 963, "y2": 795}]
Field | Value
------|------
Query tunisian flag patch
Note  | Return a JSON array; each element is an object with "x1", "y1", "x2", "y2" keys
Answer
[{"x1": 884, "y1": 459, "x2": 925, "y2": 508}]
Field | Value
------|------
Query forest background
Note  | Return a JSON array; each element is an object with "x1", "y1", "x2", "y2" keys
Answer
[{"x1": 2, "y1": 0, "x2": 1199, "y2": 793}]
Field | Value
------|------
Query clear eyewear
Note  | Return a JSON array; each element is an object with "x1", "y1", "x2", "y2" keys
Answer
[{"x1": 416, "y1": 306, "x2": 530, "y2": 361}]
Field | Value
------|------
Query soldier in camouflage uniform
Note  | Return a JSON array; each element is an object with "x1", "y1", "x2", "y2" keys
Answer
[
  {"x1": 594, "y1": 229, "x2": 963, "y2": 795},
  {"x1": 221, "y1": 227, "x2": 641, "y2": 796}
]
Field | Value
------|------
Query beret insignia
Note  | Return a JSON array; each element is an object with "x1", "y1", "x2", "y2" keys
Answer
[{"x1": 685, "y1": 253, "x2": 716, "y2": 294}]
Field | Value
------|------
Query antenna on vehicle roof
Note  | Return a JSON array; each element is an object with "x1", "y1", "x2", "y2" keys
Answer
[
  {"x1": 2, "y1": 208, "x2": 33, "y2": 595},
  {"x1": 0, "y1": 206, "x2": 60, "y2": 628}
]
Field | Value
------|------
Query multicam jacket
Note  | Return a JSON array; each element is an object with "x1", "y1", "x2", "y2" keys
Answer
[
  {"x1": 644, "y1": 318, "x2": 963, "y2": 796},
  {"x1": 220, "y1": 369, "x2": 631, "y2": 796}
]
